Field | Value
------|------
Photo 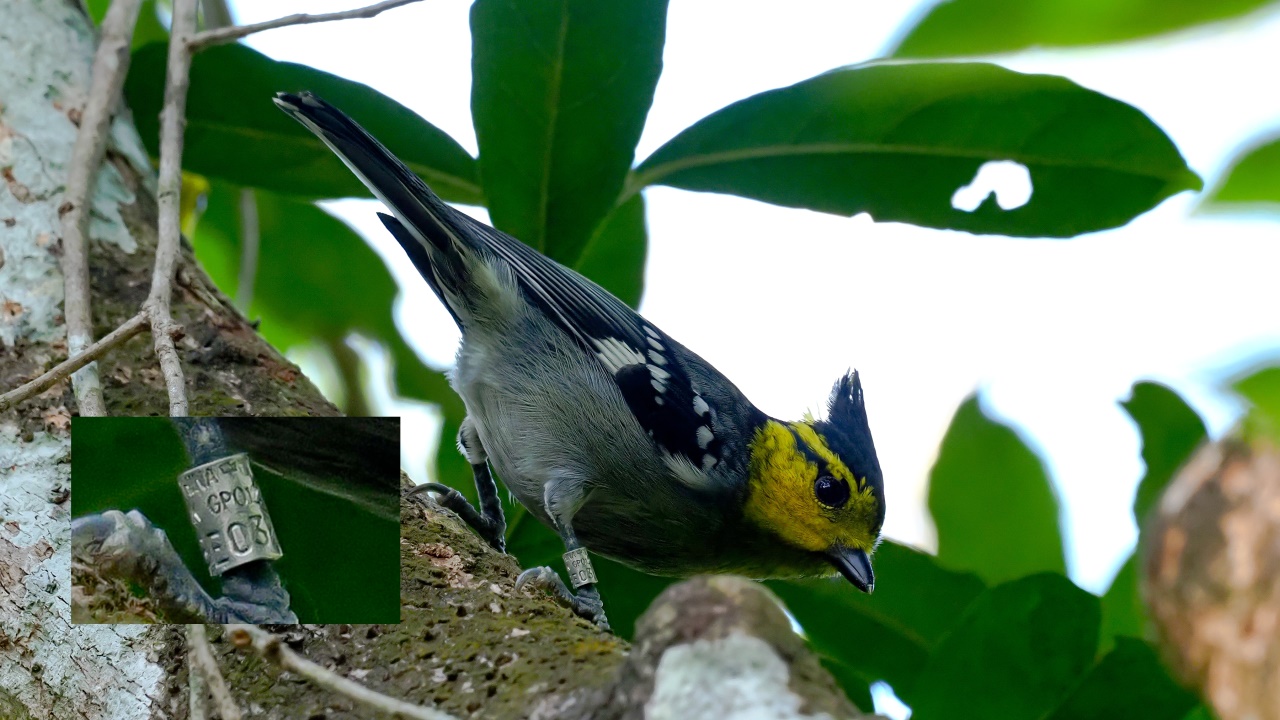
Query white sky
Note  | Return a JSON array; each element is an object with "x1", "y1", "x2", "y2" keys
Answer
[{"x1": 232, "y1": 0, "x2": 1280, "y2": 596}]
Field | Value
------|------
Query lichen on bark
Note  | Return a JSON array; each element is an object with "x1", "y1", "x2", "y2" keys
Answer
[{"x1": 190, "y1": 476, "x2": 866, "y2": 719}]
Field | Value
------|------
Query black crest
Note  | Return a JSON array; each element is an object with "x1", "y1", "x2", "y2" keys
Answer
[{"x1": 813, "y1": 371, "x2": 884, "y2": 522}]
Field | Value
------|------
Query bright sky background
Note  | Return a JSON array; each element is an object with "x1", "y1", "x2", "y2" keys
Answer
[{"x1": 229, "y1": 0, "x2": 1280, "y2": 601}]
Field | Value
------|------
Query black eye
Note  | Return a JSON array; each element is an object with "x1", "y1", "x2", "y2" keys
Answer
[{"x1": 814, "y1": 475, "x2": 850, "y2": 508}]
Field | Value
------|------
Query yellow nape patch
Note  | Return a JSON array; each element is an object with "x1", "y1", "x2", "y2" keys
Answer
[{"x1": 744, "y1": 420, "x2": 878, "y2": 555}]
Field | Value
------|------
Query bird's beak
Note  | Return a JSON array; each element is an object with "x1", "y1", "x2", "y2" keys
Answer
[{"x1": 826, "y1": 546, "x2": 874, "y2": 593}]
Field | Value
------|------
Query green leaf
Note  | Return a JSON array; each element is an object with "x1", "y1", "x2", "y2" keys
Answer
[
  {"x1": 1103, "y1": 384, "x2": 1205, "y2": 651},
  {"x1": 770, "y1": 542, "x2": 986, "y2": 700},
  {"x1": 1202, "y1": 134, "x2": 1280, "y2": 211},
  {"x1": 818, "y1": 658, "x2": 875, "y2": 714},
  {"x1": 87, "y1": 0, "x2": 169, "y2": 49},
  {"x1": 1099, "y1": 553, "x2": 1145, "y2": 651},
  {"x1": 573, "y1": 194, "x2": 648, "y2": 308},
  {"x1": 929, "y1": 396, "x2": 1066, "y2": 583},
  {"x1": 635, "y1": 62, "x2": 1199, "y2": 238},
  {"x1": 126, "y1": 43, "x2": 481, "y2": 204},
  {"x1": 470, "y1": 0, "x2": 666, "y2": 263},
  {"x1": 1121, "y1": 382, "x2": 1208, "y2": 524},
  {"x1": 193, "y1": 182, "x2": 460, "y2": 414},
  {"x1": 1235, "y1": 365, "x2": 1280, "y2": 439},
  {"x1": 889, "y1": 0, "x2": 1280, "y2": 58},
  {"x1": 910, "y1": 574, "x2": 1100, "y2": 720},
  {"x1": 1181, "y1": 706, "x2": 1217, "y2": 720},
  {"x1": 1048, "y1": 638, "x2": 1198, "y2": 720}
]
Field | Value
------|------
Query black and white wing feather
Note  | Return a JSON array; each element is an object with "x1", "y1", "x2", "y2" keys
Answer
[{"x1": 274, "y1": 92, "x2": 763, "y2": 481}]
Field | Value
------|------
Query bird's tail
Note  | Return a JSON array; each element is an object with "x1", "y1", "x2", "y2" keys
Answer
[{"x1": 273, "y1": 91, "x2": 488, "y2": 329}]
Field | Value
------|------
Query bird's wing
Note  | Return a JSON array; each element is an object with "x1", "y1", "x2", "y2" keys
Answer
[{"x1": 275, "y1": 91, "x2": 750, "y2": 480}]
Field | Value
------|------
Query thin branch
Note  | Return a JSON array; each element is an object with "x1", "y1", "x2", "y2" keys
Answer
[
  {"x1": 59, "y1": 0, "x2": 144, "y2": 416},
  {"x1": 0, "y1": 312, "x2": 147, "y2": 413},
  {"x1": 187, "y1": 625, "x2": 242, "y2": 720},
  {"x1": 234, "y1": 188, "x2": 259, "y2": 311},
  {"x1": 187, "y1": 0, "x2": 421, "y2": 50},
  {"x1": 224, "y1": 625, "x2": 459, "y2": 720},
  {"x1": 188, "y1": 656, "x2": 207, "y2": 720},
  {"x1": 147, "y1": 0, "x2": 199, "y2": 417}
]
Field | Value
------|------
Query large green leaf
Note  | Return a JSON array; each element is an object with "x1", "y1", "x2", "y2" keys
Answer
[
  {"x1": 126, "y1": 43, "x2": 481, "y2": 204},
  {"x1": 910, "y1": 574, "x2": 1100, "y2": 720},
  {"x1": 1235, "y1": 365, "x2": 1280, "y2": 440},
  {"x1": 1099, "y1": 553, "x2": 1144, "y2": 651},
  {"x1": 1202, "y1": 134, "x2": 1280, "y2": 211},
  {"x1": 86, "y1": 0, "x2": 168, "y2": 49},
  {"x1": 818, "y1": 658, "x2": 875, "y2": 714},
  {"x1": 770, "y1": 542, "x2": 986, "y2": 700},
  {"x1": 1102, "y1": 384, "x2": 1205, "y2": 650},
  {"x1": 634, "y1": 62, "x2": 1199, "y2": 237},
  {"x1": 888, "y1": 0, "x2": 1279, "y2": 58},
  {"x1": 929, "y1": 396, "x2": 1066, "y2": 583},
  {"x1": 1121, "y1": 382, "x2": 1208, "y2": 524},
  {"x1": 574, "y1": 195, "x2": 648, "y2": 308},
  {"x1": 470, "y1": 0, "x2": 666, "y2": 263},
  {"x1": 1047, "y1": 638, "x2": 1198, "y2": 720},
  {"x1": 193, "y1": 182, "x2": 460, "y2": 414}
]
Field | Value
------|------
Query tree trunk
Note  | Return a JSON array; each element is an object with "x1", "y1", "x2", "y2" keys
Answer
[
  {"x1": 0, "y1": 3, "x2": 863, "y2": 718},
  {"x1": 1, "y1": 1, "x2": 335, "y2": 717},
  {"x1": 1143, "y1": 435, "x2": 1280, "y2": 720}
]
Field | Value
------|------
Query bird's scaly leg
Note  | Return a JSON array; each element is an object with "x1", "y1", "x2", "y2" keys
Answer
[
  {"x1": 410, "y1": 416, "x2": 506, "y2": 552},
  {"x1": 515, "y1": 473, "x2": 610, "y2": 630}
]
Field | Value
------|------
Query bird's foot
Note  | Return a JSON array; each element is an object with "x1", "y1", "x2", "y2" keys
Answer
[
  {"x1": 71, "y1": 509, "x2": 295, "y2": 623},
  {"x1": 515, "y1": 548, "x2": 610, "y2": 631},
  {"x1": 410, "y1": 482, "x2": 506, "y2": 552}
]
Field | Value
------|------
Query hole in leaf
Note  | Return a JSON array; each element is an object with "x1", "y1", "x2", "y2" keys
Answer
[
  {"x1": 950, "y1": 160, "x2": 1032, "y2": 212},
  {"x1": 871, "y1": 681, "x2": 912, "y2": 720}
]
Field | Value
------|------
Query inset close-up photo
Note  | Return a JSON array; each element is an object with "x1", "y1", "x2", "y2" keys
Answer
[{"x1": 71, "y1": 416, "x2": 400, "y2": 624}]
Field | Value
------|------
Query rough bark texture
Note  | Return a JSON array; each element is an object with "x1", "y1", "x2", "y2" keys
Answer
[
  {"x1": 1143, "y1": 436, "x2": 1280, "y2": 720},
  {"x1": 594, "y1": 576, "x2": 867, "y2": 720},
  {"x1": 183, "y1": 476, "x2": 868, "y2": 719}
]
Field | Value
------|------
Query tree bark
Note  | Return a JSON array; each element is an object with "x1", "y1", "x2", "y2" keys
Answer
[
  {"x1": 0, "y1": 3, "x2": 864, "y2": 718},
  {"x1": 1, "y1": 1, "x2": 334, "y2": 717},
  {"x1": 181, "y1": 477, "x2": 870, "y2": 719},
  {"x1": 1143, "y1": 435, "x2": 1280, "y2": 720}
]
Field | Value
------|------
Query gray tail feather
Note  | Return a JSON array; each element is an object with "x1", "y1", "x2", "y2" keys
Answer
[
  {"x1": 273, "y1": 91, "x2": 481, "y2": 327},
  {"x1": 376, "y1": 212, "x2": 464, "y2": 329}
]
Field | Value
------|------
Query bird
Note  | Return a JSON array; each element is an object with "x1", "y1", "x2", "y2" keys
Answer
[{"x1": 275, "y1": 91, "x2": 885, "y2": 630}]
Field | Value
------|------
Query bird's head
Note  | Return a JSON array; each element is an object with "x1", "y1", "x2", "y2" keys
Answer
[{"x1": 743, "y1": 371, "x2": 884, "y2": 592}]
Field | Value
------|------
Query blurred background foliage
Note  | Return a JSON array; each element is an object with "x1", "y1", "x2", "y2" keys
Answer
[
  {"x1": 92, "y1": 0, "x2": 1280, "y2": 715},
  {"x1": 71, "y1": 418, "x2": 401, "y2": 623}
]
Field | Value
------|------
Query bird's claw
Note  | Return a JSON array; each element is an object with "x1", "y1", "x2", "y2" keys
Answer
[
  {"x1": 515, "y1": 566, "x2": 611, "y2": 631},
  {"x1": 411, "y1": 482, "x2": 506, "y2": 553}
]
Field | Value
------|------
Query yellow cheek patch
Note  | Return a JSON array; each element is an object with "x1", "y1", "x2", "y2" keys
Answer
[
  {"x1": 744, "y1": 421, "x2": 826, "y2": 550},
  {"x1": 744, "y1": 420, "x2": 881, "y2": 555}
]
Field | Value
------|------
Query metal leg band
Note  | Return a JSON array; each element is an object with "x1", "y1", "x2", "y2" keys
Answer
[
  {"x1": 563, "y1": 547, "x2": 597, "y2": 588},
  {"x1": 177, "y1": 453, "x2": 282, "y2": 576}
]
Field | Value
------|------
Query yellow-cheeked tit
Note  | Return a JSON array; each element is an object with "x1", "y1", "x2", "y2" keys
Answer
[{"x1": 275, "y1": 92, "x2": 885, "y2": 630}]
